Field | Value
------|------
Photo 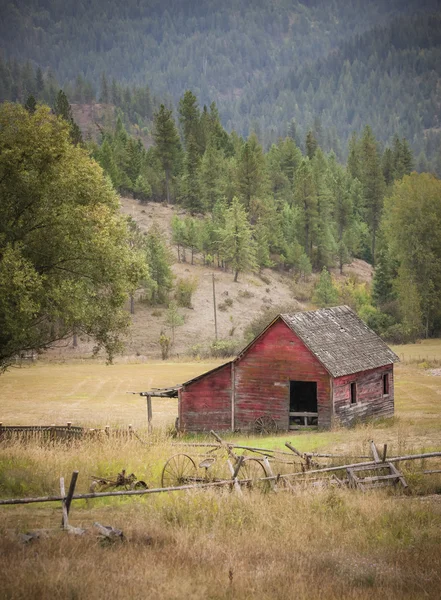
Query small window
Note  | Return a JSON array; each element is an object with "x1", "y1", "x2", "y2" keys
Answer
[
  {"x1": 350, "y1": 382, "x2": 357, "y2": 404},
  {"x1": 383, "y1": 373, "x2": 389, "y2": 395}
]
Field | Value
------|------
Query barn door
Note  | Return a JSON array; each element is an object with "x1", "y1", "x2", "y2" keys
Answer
[{"x1": 289, "y1": 381, "x2": 318, "y2": 426}]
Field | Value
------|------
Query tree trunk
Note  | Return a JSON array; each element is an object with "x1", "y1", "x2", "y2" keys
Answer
[
  {"x1": 234, "y1": 269, "x2": 239, "y2": 282},
  {"x1": 130, "y1": 294, "x2": 135, "y2": 315},
  {"x1": 165, "y1": 169, "x2": 170, "y2": 204}
]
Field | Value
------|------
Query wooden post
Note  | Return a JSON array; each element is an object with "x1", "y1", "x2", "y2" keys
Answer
[
  {"x1": 382, "y1": 444, "x2": 388, "y2": 463},
  {"x1": 227, "y1": 459, "x2": 243, "y2": 496},
  {"x1": 231, "y1": 362, "x2": 235, "y2": 431},
  {"x1": 263, "y1": 456, "x2": 277, "y2": 491},
  {"x1": 370, "y1": 440, "x2": 381, "y2": 463},
  {"x1": 67, "y1": 422, "x2": 72, "y2": 430},
  {"x1": 65, "y1": 471, "x2": 79, "y2": 515},
  {"x1": 60, "y1": 477, "x2": 69, "y2": 529},
  {"x1": 105, "y1": 425, "x2": 110, "y2": 437},
  {"x1": 146, "y1": 395, "x2": 152, "y2": 434}
]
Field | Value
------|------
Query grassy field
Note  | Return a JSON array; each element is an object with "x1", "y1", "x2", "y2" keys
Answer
[{"x1": 0, "y1": 342, "x2": 441, "y2": 599}]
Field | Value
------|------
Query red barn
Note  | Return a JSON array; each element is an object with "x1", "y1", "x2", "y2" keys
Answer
[{"x1": 171, "y1": 306, "x2": 399, "y2": 432}]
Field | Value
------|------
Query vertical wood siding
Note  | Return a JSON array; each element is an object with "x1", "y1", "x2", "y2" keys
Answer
[
  {"x1": 179, "y1": 363, "x2": 232, "y2": 432},
  {"x1": 235, "y1": 319, "x2": 332, "y2": 430},
  {"x1": 333, "y1": 365, "x2": 394, "y2": 426}
]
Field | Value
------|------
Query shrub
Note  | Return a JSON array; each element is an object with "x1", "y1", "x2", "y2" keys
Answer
[
  {"x1": 175, "y1": 277, "x2": 198, "y2": 308},
  {"x1": 209, "y1": 339, "x2": 241, "y2": 357},
  {"x1": 218, "y1": 297, "x2": 233, "y2": 311},
  {"x1": 291, "y1": 279, "x2": 314, "y2": 302},
  {"x1": 237, "y1": 289, "x2": 254, "y2": 299}
]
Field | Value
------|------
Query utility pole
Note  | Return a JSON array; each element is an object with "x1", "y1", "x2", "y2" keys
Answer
[{"x1": 212, "y1": 273, "x2": 218, "y2": 340}]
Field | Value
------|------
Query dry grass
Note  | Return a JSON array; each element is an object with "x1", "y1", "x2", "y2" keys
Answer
[
  {"x1": 1, "y1": 342, "x2": 441, "y2": 598},
  {"x1": 1, "y1": 429, "x2": 441, "y2": 600},
  {"x1": 0, "y1": 360, "x2": 222, "y2": 427}
]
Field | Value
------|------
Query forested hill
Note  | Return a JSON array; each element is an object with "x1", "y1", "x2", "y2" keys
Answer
[
  {"x1": 2, "y1": 0, "x2": 441, "y2": 158},
  {"x1": 260, "y1": 12, "x2": 441, "y2": 161}
]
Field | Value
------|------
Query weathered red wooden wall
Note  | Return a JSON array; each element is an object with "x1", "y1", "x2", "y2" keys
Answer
[
  {"x1": 333, "y1": 365, "x2": 394, "y2": 426},
  {"x1": 179, "y1": 363, "x2": 232, "y2": 432},
  {"x1": 234, "y1": 319, "x2": 332, "y2": 430}
]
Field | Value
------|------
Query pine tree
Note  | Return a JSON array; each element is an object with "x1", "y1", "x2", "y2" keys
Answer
[
  {"x1": 220, "y1": 197, "x2": 257, "y2": 282},
  {"x1": 145, "y1": 223, "x2": 173, "y2": 305},
  {"x1": 236, "y1": 133, "x2": 267, "y2": 214},
  {"x1": 153, "y1": 104, "x2": 181, "y2": 203},
  {"x1": 179, "y1": 90, "x2": 201, "y2": 151},
  {"x1": 24, "y1": 94, "x2": 36, "y2": 114},
  {"x1": 35, "y1": 67, "x2": 44, "y2": 98},
  {"x1": 100, "y1": 73, "x2": 109, "y2": 104},
  {"x1": 199, "y1": 141, "x2": 223, "y2": 210},
  {"x1": 331, "y1": 166, "x2": 353, "y2": 273},
  {"x1": 182, "y1": 133, "x2": 202, "y2": 213},
  {"x1": 347, "y1": 133, "x2": 361, "y2": 181},
  {"x1": 305, "y1": 130, "x2": 318, "y2": 160},
  {"x1": 312, "y1": 268, "x2": 339, "y2": 307},
  {"x1": 382, "y1": 147, "x2": 395, "y2": 186},
  {"x1": 184, "y1": 216, "x2": 199, "y2": 265},
  {"x1": 360, "y1": 126, "x2": 385, "y2": 263},
  {"x1": 53, "y1": 89, "x2": 82, "y2": 145},
  {"x1": 293, "y1": 159, "x2": 318, "y2": 259},
  {"x1": 372, "y1": 250, "x2": 395, "y2": 308},
  {"x1": 254, "y1": 222, "x2": 273, "y2": 270}
]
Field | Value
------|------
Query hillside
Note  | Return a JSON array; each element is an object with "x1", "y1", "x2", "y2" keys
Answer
[
  {"x1": 48, "y1": 198, "x2": 372, "y2": 361},
  {"x1": 2, "y1": 0, "x2": 441, "y2": 164}
]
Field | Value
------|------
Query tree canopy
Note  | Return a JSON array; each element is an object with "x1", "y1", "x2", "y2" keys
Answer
[{"x1": 0, "y1": 103, "x2": 146, "y2": 370}]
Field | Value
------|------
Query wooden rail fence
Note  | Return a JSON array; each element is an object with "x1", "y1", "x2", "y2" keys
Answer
[{"x1": 0, "y1": 423, "x2": 138, "y2": 442}]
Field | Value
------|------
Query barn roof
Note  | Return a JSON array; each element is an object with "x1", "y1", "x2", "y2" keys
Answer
[{"x1": 280, "y1": 305, "x2": 399, "y2": 378}]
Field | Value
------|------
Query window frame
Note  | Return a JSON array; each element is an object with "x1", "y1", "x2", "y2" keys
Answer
[
  {"x1": 350, "y1": 381, "x2": 357, "y2": 404},
  {"x1": 383, "y1": 373, "x2": 390, "y2": 396}
]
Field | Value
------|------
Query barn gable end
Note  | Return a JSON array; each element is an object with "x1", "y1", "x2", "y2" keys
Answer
[{"x1": 235, "y1": 318, "x2": 332, "y2": 430}]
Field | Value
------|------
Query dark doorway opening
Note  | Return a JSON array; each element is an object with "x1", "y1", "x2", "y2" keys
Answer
[{"x1": 289, "y1": 381, "x2": 318, "y2": 426}]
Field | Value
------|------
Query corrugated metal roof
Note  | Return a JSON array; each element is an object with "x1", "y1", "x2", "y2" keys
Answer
[{"x1": 281, "y1": 306, "x2": 399, "y2": 378}]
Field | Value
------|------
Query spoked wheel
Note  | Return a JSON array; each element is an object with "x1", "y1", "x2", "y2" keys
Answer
[
  {"x1": 237, "y1": 458, "x2": 271, "y2": 493},
  {"x1": 254, "y1": 415, "x2": 278, "y2": 435},
  {"x1": 161, "y1": 454, "x2": 198, "y2": 488}
]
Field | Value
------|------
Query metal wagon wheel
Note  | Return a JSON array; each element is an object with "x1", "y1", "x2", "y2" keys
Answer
[
  {"x1": 237, "y1": 458, "x2": 271, "y2": 493},
  {"x1": 254, "y1": 415, "x2": 278, "y2": 435},
  {"x1": 161, "y1": 454, "x2": 198, "y2": 488}
]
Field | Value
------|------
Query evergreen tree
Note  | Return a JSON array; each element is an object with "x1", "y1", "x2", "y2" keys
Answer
[
  {"x1": 53, "y1": 89, "x2": 83, "y2": 145},
  {"x1": 305, "y1": 130, "x2": 318, "y2": 160},
  {"x1": 179, "y1": 90, "x2": 201, "y2": 151},
  {"x1": 220, "y1": 197, "x2": 257, "y2": 282},
  {"x1": 24, "y1": 94, "x2": 36, "y2": 114},
  {"x1": 312, "y1": 267, "x2": 339, "y2": 307},
  {"x1": 372, "y1": 250, "x2": 396, "y2": 308},
  {"x1": 347, "y1": 133, "x2": 361, "y2": 181},
  {"x1": 181, "y1": 133, "x2": 202, "y2": 212},
  {"x1": 293, "y1": 159, "x2": 318, "y2": 259},
  {"x1": 35, "y1": 67, "x2": 44, "y2": 98},
  {"x1": 153, "y1": 104, "x2": 181, "y2": 203},
  {"x1": 236, "y1": 133, "x2": 267, "y2": 215},
  {"x1": 360, "y1": 126, "x2": 385, "y2": 263},
  {"x1": 100, "y1": 73, "x2": 109, "y2": 103},
  {"x1": 145, "y1": 223, "x2": 173, "y2": 305},
  {"x1": 199, "y1": 141, "x2": 224, "y2": 210}
]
